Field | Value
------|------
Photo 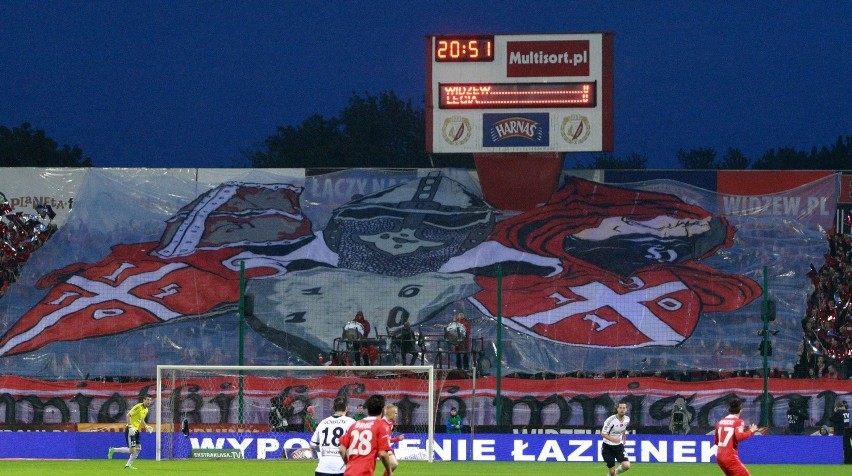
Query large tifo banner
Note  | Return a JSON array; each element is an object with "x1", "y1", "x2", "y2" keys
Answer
[{"x1": 0, "y1": 169, "x2": 841, "y2": 380}]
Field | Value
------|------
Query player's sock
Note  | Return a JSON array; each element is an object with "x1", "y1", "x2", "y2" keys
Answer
[{"x1": 615, "y1": 466, "x2": 626, "y2": 474}]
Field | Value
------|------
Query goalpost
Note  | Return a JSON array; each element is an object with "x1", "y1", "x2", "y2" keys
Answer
[{"x1": 155, "y1": 365, "x2": 438, "y2": 462}]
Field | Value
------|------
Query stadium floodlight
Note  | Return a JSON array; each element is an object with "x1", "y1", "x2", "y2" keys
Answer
[{"x1": 155, "y1": 365, "x2": 437, "y2": 462}]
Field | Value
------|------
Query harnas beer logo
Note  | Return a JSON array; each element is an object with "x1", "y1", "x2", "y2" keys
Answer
[{"x1": 483, "y1": 113, "x2": 549, "y2": 147}]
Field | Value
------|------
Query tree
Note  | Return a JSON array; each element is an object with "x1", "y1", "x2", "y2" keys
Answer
[
  {"x1": 718, "y1": 148, "x2": 750, "y2": 169},
  {"x1": 805, "y1": 135, "x2": 851, "y2": 169},
  {"x1": 676, "y1": 147, "x2": 717, "y2": 169},
  {"x1": 338, "y1": 91, "x2": 429, "y2": 168},
  {"x1": 819, "y1": 136, "x2": 852, "y2": 170},
  {"x1": 824, "y1": 135, "x2": 852, "y2": 168},
  {"x1": 751, "y1": 147, "x2": 809, "y2": 170},
  {"x1": 750, "y1": 136, "x2": 851, "y2": 170},
  {"x1": 0, "y1": 123, "x2": 92, "y2": 167},
  {"x1": 248, "y1": 114, "x2": 348, "y2": 168},
  {"x1": 247, "y1": 91, "x2": 474, "y2": 169}
]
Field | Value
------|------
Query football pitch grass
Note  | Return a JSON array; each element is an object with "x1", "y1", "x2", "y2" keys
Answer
[{"x1": 0, "y1": 460, "x2": 847, "y2": 476}]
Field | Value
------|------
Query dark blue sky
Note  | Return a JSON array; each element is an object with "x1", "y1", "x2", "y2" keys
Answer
[{"x1": 2, "y1": 1, "x2": 849, "y2": 169}]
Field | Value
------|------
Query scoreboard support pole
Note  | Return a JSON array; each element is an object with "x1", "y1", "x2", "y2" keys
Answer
[{"x1": 474, "y1": 152, "x2": 563, "y2": 211}]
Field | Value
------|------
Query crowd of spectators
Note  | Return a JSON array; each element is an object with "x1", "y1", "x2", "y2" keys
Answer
[
  {"x1": 797, "y1": 227, "x2": 852, "y2": 379},
  {"x1": 0, "y1": 196, "x2": 57, "y2": 298},
  {"x1": 508, "y1": 368, "x2": 796, "y2": 381}
]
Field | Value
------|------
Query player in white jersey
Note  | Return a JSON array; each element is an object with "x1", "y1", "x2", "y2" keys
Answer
[
  {"x1": 310, "y1": 397, "x2": 356, "y2": 476},
  {"x1": 601, "y1": 401, "x2": 632, "y2": 476}
]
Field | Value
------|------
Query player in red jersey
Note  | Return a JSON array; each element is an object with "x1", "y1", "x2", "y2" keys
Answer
[
  {"x1": 339, "y1": 394, "x2": 393, "y2": 476},
  {"x1": 381, "y1": 404, "x2": 405, "y2": 476},
  {"x1": 714, "y1": 398, "x2": 758, "y2": 476}
]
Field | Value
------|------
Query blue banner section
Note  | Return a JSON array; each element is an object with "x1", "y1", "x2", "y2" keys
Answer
[
  {"x1": 482, "y1": 113, "x2": 549, "y2": 147},
  {"x1": 0, "y1": 432, "x2": 843, "y2": 464},
  {"x1": 603, "y1": 170, "x2": 717, "y2": 191}
]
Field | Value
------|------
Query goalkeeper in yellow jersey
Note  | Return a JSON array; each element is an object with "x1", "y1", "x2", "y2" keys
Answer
[{"x1": 108, "y1": 395, "x2": 154, "y2": 469}]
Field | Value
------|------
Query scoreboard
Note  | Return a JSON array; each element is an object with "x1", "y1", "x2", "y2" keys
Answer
[{"x1": 426, "y1": 33, "x2": 613, "y2": 154}]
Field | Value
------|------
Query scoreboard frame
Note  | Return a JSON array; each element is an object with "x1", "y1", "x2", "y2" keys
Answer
[{"x1": 425, "y1": 33, "x2": 614, "y2": 154}]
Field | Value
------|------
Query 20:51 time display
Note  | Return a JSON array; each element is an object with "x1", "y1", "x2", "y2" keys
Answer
[{"x1": 434, "y1": 35, "x2": 495, "y2": 62}]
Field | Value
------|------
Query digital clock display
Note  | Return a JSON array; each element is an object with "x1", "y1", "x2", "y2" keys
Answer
[{"x1": 434, "y1": 35, "x2": 495, "y2": 62}]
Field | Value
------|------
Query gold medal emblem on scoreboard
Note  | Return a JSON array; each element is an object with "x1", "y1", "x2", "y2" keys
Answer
[
  {"x1": 560, "y1": 114, "x2": 591, "y2": 145},
  {"x1": 441, "y1": 116, "x2": 472, "y2": 146}
]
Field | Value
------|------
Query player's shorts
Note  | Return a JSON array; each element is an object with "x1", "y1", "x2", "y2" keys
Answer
[
  {"x1": 125, "y1": 425, "x2": 141, "y2": 448},
  {"x1": 601, "y1": 443, "x2": 626, "y2": 468}
]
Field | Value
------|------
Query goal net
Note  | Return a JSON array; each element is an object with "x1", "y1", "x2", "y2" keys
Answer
[{"x1": 155, "y1": 365, "x2": 439, "y2": 461}]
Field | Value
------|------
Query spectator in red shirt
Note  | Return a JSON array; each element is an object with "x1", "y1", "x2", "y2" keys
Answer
[
  {"x1": 351, "y1": 311, "x2": 372, "y2": 366},
  {"x1": 452, "y1": 312, "x2": 471, "y2": 370},
  {"x1": 304, "y1": 405, "x2": 317, "y2": 433}
]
